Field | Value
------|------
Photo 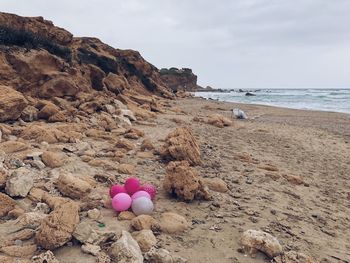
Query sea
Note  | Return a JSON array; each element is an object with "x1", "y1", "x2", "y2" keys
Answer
[{"x1": 195, "y1": 89, "x2": 350, "y2": 114}]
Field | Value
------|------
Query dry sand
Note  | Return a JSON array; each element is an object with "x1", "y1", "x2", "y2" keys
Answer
[{"x1": 133, "y1": 97, "x2": 350, "y2": 262}]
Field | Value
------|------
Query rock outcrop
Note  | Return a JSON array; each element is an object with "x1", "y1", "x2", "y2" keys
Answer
[
  {"x1": 163, "y1": 161, "x2": 211, "y2": 201},
  {"x1": 160, "y1": 127, "x2": 201, "y2": 166},
  {"x1": 159, "y1": 68, "x2": 198, "y2": 92}
]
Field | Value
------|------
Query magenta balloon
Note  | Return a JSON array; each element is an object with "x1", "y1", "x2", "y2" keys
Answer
[
  {"x1": 131, "y1": 190, "x2": 151, "y2": 200},
  {"x1": 124, "y1": 177, "x2": 140, "y2": 195},
  {"x1": 112, "y1": 193, "x2": 132, "y2": 212},
  {"x1": 109, "y1": 184, "x2": 127, "y2": 198}
]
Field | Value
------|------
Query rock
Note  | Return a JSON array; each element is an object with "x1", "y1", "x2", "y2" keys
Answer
[
  {"x1": 1, "y1": 141, "x2": 28, "y2": 154},
  {"x1": 87, "y1": 208, "x2": 101, "y2": 220},
  {"x1": 41, "y1": 151, "x2": 65, "y2": 168},
  {"x1": 118, "y1": 164, "x2": 135, "y2": 175},
  {"x1": 21, "y1": 105, "x2": 39, "y2": 122},
  {"x1": 82, "y1": 243, "x2": 101, "y2": 256},
  {"x1": 108, "y1": 231, "x2": 143, "y2": 263},
  {"x1": 0, "y1": 244, "x2": 37, "y2": 257},
  {"x1": 282, "y1": 174, "x2": 304, "y2": 185},
  {"x1": 144, "y1": 247, "x2": 187, "y2": 263},
  {"x1": 160, "y1": 212, "x2": 189, "y2": 234},
  {"x1": 133, "y1": 230, "x2": 157, "y2": 252},
  {"x1": 273, "y1": 251, "x2": 318, "y2": 263},
  {"x1": 202, "y1": 178, "x2": 228, "y2": 193},
  {"x1": 118, "y1": 211, "x2": 136, "y2": 220},
  {"x1": 38, "y1": 102, "x2": 60, "y2": 120},
  {"x1": 32, "y1": 250, "x2": 60, "y2": 263},
  {"x1": 116, "y1": 138, "x2": 135, "y2": 151},
  {"x1": 104, "y1": 73, "x2": 130, "y2": 94},
  {"x1": 163, "y1": 161, "x2": 211, "y2": 201},
  {"x1": 5, "y1": 167, "x2": 34, "y2": 197},
  {"x1": 241, "y1": 229, "x2": 283, "y2": 258},
  {"x1": 0, "y1": 129, "x2": 2, "y2": 142},
  {"x1": 118, "y1": 109, "x2": 137, "y2": 122},
  {"x1": 124, "y1": 128, "x2": 144, "y2": 140},
  {"x1": 73, "y1": 221, "x2": 99, "y2": 244},
  {"x1": 57, "y1": 173, "x2": 93, "y2": 199},
  {"x1": 131, "y1": 215, "x2": 158, "y2": 231},
  {"x1": 160, "y1": 127, "x2": 201, "y2": 166},
  {"x1": 33, "y1": 202, "x2": 50, "y2": 214},
  {"x1": 141, "y1": 138, "x2": 155, "y2": 151},
  {"x1": 0, "y1": 193, "x2": 16, "y2": 217},
  {"x1": 35, "y1": 200, "x2": 80, "y2": 250},
  {"x1": 207, "y1": 114, "x2": 233, "y2": 128},
  {"x1": 0, "y1": 85, "x2": 28, "y2": 121},
  {"x1": 0, "y1": 168, "x2": 8, "y2": 188},
  {"x1": 8, "y1": 207, "x2": 25, "y2": 218}
]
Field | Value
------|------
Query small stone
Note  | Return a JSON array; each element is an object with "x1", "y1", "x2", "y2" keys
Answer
[
  {"x1": 141, "y1": 138, "x2": 154, "y2": 151},
  {"x1": 133, "y1": 230, "x2": 157, "y2": 252},
  {"x1": 202, "y1": 178, "x2": 228, "y2": 193},
  {"x1": 0, "y1": 192, "x2": 16, "y2": 217},
  {"x1": 144, "y1": 247, "x2": 188, "y2": 263},
  {"x1": 21, "y1": 105, "x2": 39, "y2": 122},
  {"x1": 87, "y1": 208, "x2": 101, "y2": 220},
  {"x1": 41, "y1": 151, "x2": 65, "y2": 168},
  {"x1": 241, "y1": 229, "x2": 282, "y2": 258},
  {"x1": 131, "y1": 215, "x2": 158, "y2": 231},
  {"x1": 160, "y1": 212, "x2": 189, "y2": 234},
  {"x1": 82, "y1": 244, "x2": 101, "y2": 256},
  {"x1": 118, "y1": 211, "x2": 136, "y2": 220},
  {"x1": 118, "y1": 164, "x2": 135, "y2": 175},
  {"x1": 34, "y1": 203, "x2": 50, "y2": 214},
  {"x1": 1, "y1": 141, "x2": 28, "y2": 154},
  {"x1": 0, "y1": 244, "x2": 37, "y2": 257},
  {"x1": 57, "y1": 173, "x2": 93, "y2": 199},
  {"x1": 5, "y1": 167, "x2": 34, "y2": 197},
  {"x1": 108, "y1": 231, "x2": 143, "y2": 263}
]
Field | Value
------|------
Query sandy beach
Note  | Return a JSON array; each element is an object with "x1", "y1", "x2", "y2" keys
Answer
[{"x1": 130, "y1": 96, "x2": 350, "y2": 262}]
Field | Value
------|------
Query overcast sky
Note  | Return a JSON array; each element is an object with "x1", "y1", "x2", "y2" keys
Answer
[{"x1": 2, "y1": 0, "x2": 350, "y2": 89}]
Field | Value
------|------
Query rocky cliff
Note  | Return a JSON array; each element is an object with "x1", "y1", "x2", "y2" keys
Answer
[
  {"x1": 0, "y1": 12, "x2": 173, "y2": 123},
  {"x1": 159, "y1": 67, "x2": 198, "y2": 92}
]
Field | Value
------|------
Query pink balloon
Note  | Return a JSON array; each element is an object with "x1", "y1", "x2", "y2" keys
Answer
[
  {"x1": 124, "y1": 177, "x2": 140, "y2": 195},
  {"x1": 110, "y1": 184, "x2": 127, "y2": 198},
  {"x1": 140, "y1": 184, "x2": 157, "y2": 199},
  {"x1": 131, "y1": 190, "x2": 151, "y2": 201},
  {"x1": 112, "y1": 193, "x2": 132, "y2": 212}
]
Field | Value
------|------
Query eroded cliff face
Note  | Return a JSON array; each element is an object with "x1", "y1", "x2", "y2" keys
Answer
[
  {"x1": 0, "y1": 12, "x2": 174, "y2": 122},
  {"x1": 159, "y1": 68, "x2": 198, "y2": 92}
]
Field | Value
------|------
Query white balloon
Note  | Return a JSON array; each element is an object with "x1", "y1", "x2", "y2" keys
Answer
[{"x1": 132, "y1": 197, "x2": 154, "y2": 215}]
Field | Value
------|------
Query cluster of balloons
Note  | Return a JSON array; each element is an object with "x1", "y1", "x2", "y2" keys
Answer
[{"x1": 109, "y1": 177, "x2": 156, "y2": 215}]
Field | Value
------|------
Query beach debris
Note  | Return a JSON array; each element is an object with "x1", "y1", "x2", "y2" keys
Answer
[
  {"x1": 110, "y1": 177, "x2": 157, "y2": 215},
  {"x1": 206, "y1": 114, "x2": 233, "y2": 128},
  {"x1": 35, "y1": 200, "x2": 80, "y2": 250},
  {"x1": 241, "y1": 229, "x2": 283, "y2": 258},
  {"x1": 160, "y1": 127, "x2": 201, "y2": 166},
  {"x1": 133, "y1": 229, "x2": 157, "y2": 252},
  {"x1": 163, "y1": 161, "x2": 211, "y2": 201},
  {"x1": 160, "y1": 212, "x2": 189, "y2": 234},
  {"x1": 108, "y1": 230, "x2": 143, "y2": 263},
  {"x1": 232, "y1": 108, "x2": 248, "y2": 119}
]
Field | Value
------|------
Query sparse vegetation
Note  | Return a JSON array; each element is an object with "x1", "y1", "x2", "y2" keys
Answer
[{"x1": 0, "y1": 26, "x2": 72, "y2": 61}]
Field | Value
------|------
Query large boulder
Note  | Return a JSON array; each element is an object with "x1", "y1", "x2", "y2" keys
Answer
[
  {"x1": 35, "y1": 200, "x2": 80, "y2": 250},
  {"x1": 163, "y1": 161, "x2": 211, "y2": 201},
  {"x1": 108, "y1": 231, "x2": 143, "y2": 263},
  {"x1": 0, "y1": 85, "x2": 28, "y2": 121},
  {"x1": 160, "y1": 127, "x2": 201, "y2": 166}
]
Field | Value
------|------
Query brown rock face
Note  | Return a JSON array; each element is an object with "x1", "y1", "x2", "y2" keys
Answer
[
  {"x1": 160, "y1": 127, "x2": 201, "y2": 166},
  {"x1": 163, "y1": 161, "x2": 211, "y2": 201},
  {"x1": 0, "y1": 85, "x2": 28, "y2": 121},
  {"x1": 41, "y1": 151, "x2": 65, "y2": 168},
  {"x1": 160, "y1": 68, "x2": 198, "y2": 92},
  {"x1": 35, "y1": 200, "x2": 80, "y2": 250}
]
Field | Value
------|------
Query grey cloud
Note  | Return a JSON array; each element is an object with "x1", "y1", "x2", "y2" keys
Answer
[{"x1": 2, "y1": 0, "x2": 350, "y2": 89}]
